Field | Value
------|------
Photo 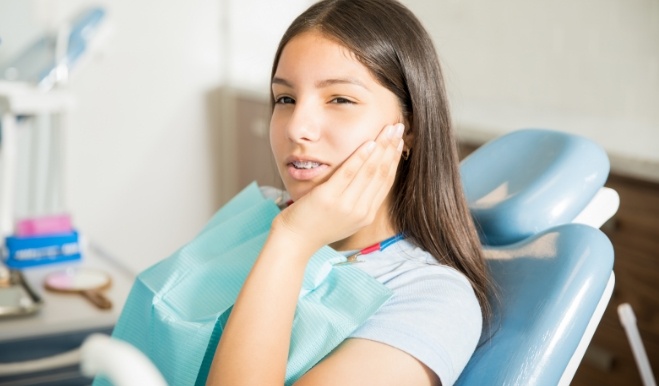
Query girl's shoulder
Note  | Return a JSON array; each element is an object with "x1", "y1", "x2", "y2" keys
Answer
[
  {"x1": 356, "y1": 239, "x2": 475, "y2": 291},
  {"x1": 349, "y1": 239, "x2": 483, "y2": 386}
]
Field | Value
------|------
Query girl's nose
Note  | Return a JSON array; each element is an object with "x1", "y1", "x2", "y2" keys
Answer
[{"x1": 286, "y1": 102, "x2": 321, "y2": 143}]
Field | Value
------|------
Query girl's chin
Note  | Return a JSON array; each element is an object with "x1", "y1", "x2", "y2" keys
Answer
[
  {"x1": 284, "y1": 183, "x2": 315, "y2": 202},
  {"x1": 287, "y1": 189, "x2": 310, "y2": 202},
  {"x1": 282, "y1": 169, "x2": 334, "y2": 201}
]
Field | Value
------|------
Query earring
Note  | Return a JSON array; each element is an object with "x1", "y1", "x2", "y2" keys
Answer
[{"x1": 402, "y1": 148, "x2": 410, "y2": 161}]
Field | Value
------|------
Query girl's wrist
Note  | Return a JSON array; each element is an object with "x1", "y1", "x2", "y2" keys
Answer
[{"x1": 269, "y1": 216, "x2": 324, "y2": 258}]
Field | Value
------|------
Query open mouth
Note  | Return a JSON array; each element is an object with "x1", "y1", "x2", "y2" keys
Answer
[
  {"x1": 286, "y1": 158, "x2": 329, "y2": 181},
  {"x1": 291, "y1": 160, "x2": 322, "y2": 169}
]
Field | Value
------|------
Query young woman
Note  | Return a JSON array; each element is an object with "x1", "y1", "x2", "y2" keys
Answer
[{"x1": 207, "y1": 1, "x2": 491, "y2": 385}]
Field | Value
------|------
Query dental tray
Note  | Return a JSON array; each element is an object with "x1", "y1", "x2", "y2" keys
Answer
[{"x1": 0, "y1": 268, "x2": 43, "y2": 318}]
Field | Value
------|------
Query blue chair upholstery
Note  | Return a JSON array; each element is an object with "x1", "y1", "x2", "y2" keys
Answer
[
  {"x1": 455, "y1": 224, "x2": 614, "y2": 385},
  {"x1": 456, "y1": 128, "x2": 616, "y2": 385},
  {"x1": 461, "y1": 129, "x2": 610, "y2": 246}
]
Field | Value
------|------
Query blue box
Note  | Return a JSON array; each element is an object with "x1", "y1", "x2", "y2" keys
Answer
[{"x1": 4, "y1": 231, "x2": 82, "y2": 268}]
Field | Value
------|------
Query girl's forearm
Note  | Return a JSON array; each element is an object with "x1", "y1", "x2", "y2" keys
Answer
[{"x1": 207, "y1": 224, "x2": 320, "y2": 386}]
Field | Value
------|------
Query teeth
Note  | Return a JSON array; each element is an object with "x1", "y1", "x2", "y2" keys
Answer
[{"x1": 292, "y1": 161, "x2": 321, "y2": 169}]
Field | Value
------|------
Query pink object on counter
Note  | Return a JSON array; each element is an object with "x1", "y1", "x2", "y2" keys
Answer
[{"x1": 16, "y1": 214, "x2": 73, "y2": 236}]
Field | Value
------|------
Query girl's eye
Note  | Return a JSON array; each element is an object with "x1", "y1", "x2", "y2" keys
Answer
[
  {"x1": 330, "y1": 97, "x2": 354, "y2": 104},
  {"x1": 275, "y1": 96, "x2": 295, "y2": 104}
]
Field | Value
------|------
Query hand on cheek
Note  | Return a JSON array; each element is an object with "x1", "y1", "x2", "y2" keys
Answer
[{"x1": 274, "y1": 123, "x2": 405, "y2": 251}]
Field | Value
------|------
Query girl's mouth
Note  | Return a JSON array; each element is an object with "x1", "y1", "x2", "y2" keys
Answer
[
  {"x1": 286, "y1": 160, "x2": 328, "y2": 181},
  {"x1": 291, "y1": 160, "x2": 321, "y2": 169}
]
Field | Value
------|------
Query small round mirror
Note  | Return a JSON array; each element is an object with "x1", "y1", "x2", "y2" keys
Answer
[{"x1": 45, "y1": 268, "x2": 112, "y2": 310}]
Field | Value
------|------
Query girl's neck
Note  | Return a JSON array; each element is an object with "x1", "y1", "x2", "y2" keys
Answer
[{"x1": 329, "y1": 199, "x2": 397, "y2": 252}]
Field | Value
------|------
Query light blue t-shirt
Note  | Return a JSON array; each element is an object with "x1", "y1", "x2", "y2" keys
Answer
[{"x1": 342, "y1": 239, "x2": 482, "y2": 386}]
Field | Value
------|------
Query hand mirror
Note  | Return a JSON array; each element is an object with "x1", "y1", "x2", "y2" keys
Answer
[{"x1": 45, "y1": 268, "x2": 112, "y2": 310}]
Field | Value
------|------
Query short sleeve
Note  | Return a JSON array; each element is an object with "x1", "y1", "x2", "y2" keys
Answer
[{"x1": 348, "y1": 264, "x2": 482, "y2": 386}]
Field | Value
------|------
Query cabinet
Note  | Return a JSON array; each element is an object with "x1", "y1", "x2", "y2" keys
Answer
[{"x1": 217, "y1": 88, "x2": 278, "y2": 203}]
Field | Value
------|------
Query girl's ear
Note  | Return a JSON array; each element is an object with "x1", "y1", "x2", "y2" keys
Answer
[{"x1": 401, "y1": 115, "x2": 414, "y2": 150}]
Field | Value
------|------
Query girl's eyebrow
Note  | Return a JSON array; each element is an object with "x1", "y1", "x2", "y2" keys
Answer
[
  {"x1": 271, "y1": 76, "x2": 370, "y2": 91},
  {"x1": 272, "y1": 77, "x2": 293, "y2": 87},
  {"x1": 316, "y1": 78, "x2": 370, "y2": 91}
]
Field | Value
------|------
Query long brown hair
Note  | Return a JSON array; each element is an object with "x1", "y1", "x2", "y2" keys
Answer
[{"x1": 271, "y1": 0, "x2": 492, "y2": 322}]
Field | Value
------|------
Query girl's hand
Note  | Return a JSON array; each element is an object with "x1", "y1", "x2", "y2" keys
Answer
[{"x1": 273, "y1": 123, "x2": 405, "y2": 252}]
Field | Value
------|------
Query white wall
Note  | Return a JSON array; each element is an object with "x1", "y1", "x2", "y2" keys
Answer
[
  {"x1": 64, "y1": 0, "x2": 225, "y2": 273},
  {"x1": 402, "y1": 0, "x2": 659, "y2": 181},
  {"x1": 0, "y1": 2, "x2": 41, "y2": 61},
  {"x1": 223, "y1": 0, "x2": 312, "y2": 91}
]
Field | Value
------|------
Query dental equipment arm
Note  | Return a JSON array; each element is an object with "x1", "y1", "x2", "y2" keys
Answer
[
  {"x1": 0, "y1": 348, "x2": 80, "y2": 376},
  {"x1": 0, "y1": 333, "x2": 167, "y2": 386},
  {"x1": 80, "y1": 334, "x2": 167, "y2": 386}
]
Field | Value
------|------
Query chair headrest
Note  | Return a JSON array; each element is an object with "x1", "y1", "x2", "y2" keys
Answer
[{"x1": 460, "y1": 129, "x2": 610, "y2": 246}]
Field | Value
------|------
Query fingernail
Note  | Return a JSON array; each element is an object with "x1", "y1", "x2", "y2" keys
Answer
[
  {"x1": 365, "y1": 141, "x2": 376, "y2": 152},
  {"x1": 395, "y1": 123, "x2": 405, "y2": 138},
  {"x1": 386, "y1": 125, "x2": 395, "y2": 138}
]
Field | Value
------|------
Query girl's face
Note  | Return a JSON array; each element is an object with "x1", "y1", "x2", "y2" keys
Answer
[{"x1": 270, "y1": 31, "x2": 402, "y2": 201}]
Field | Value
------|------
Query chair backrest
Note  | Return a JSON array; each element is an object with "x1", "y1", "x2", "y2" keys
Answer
[
  {"x1": 456, "y1": 224, "x2": 614, "y2": 385},
  {"x1": 456, "y1": 129, "x2": 616, "y2": 386}
]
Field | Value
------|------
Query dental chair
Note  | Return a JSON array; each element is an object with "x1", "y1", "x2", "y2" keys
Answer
[
  {"x1": 79, "y1": 128, "x2": 617, "y2": 385},
  {"x1": 456, "y1": 128, "x2": 617, "y2": 385}
]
